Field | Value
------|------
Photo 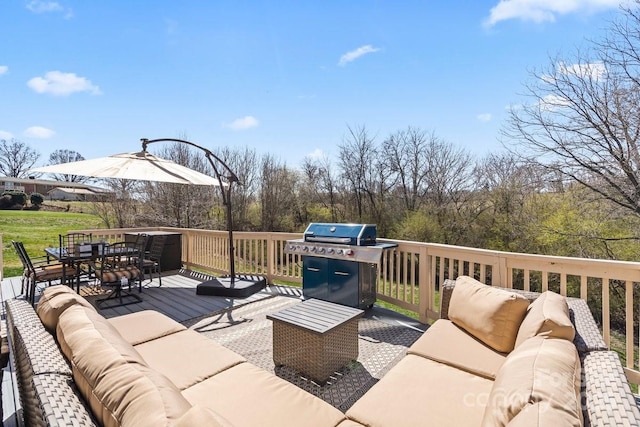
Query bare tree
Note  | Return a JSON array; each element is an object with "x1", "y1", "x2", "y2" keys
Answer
[
  {"x1": 48, "y1": 149, "x2": 88, "y2": 183},
  {"x1": 143, "y1": 142, "x2": 215, "y2": 229},
  {"x1": 300, "y1": 155, "x2": 341, "y2": 223},
  {"x1": 89, "y1": 179, "x2": 140, "y2": 228},
  {"x1": 215, "y1": 146, "x2": 259, "y2": 231},
  {"x1": 382, "y1": 127, "x2": 432, "y2": 212},
  {"x1": 0, "y1": 139, "x2": 40, "y2": 178},
  {"x1": 503, "y1": 2, "x2": 640, "y2": 217},
  {"x1": 259, "y1": 154, "x2": 298, "y2": 232}
]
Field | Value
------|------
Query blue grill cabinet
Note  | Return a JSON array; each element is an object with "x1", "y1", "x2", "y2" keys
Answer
[
  {"x1": 286, "y1": 223, "x2": 396, "y2": 309},
  {"x1": 302, "y1": 256, "x2": 377, "y2": 309}
]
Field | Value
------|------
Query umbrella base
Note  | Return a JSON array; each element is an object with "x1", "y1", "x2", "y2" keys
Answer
[{"x1": 196, "y1": 275, "x2": 266, "y2": 298}]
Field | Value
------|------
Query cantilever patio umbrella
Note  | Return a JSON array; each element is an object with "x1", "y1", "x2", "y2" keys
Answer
[
  {"x1": 29, "y1": 138, "x2": 266, "y2": 297},
  {"x1": 30, "y1": 151, "x2": 222, "y2": 186}
]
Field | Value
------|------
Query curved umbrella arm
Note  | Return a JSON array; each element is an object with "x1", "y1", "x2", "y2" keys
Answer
[{"x1": 141, "y1": 137, "x2": 240, "y2": 282}]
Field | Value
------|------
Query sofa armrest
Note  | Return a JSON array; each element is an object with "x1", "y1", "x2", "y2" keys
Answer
[
  {"x1": 439, "y1": 279, "x2": 456, "y2": 320},
  {"x1": 567, "y1": 298, "x2": 608, "y2": 353},
  {"x1": 5, "y1": 298, "x2": 98, "y2": 427},
  {"x1": 582, "y1": 350, "x2": 640, "y2": 426}
]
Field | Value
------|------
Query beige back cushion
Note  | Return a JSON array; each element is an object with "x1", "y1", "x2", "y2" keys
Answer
[
  {"x1": 448, "y1": 276, "x2": 530, "y2": 353},
  {"x1": 481, "y1": 336, "x2": 582, "y2": 427},
  {"x1": 37, "y1": 285, "x2": 96, "y2": 332},
  {"x1": 515, "y1": 291, "x2": 575, "y2": 348},
  {"x1": 506, "y1": 402, "x2": 581, "y2": 426},
  {"x1": 57, "y1": 305, "x2": 191, "y2": 427}
]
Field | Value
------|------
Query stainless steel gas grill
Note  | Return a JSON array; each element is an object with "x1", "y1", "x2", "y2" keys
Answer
[{"x1": 284, "y1": 223, "x2": 397, "y2": 309}]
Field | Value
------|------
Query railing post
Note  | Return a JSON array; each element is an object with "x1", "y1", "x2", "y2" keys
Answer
[
  {"x1": 418, "y1": 244, "x2": 430, "y2": 323},
  {"x1": 266, "y1": 234, "x2": 275, "y2": 285},
  {"x1": 0, "y1": 233, "x2": 3, "y2": 281},
  {"x1": 183, "y1": 230, "x2": 191, "y2": 270}
]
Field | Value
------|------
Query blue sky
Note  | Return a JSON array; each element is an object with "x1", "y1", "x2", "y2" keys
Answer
[{"x1": 0, "y1": 0, "x2": 624, "y2": 168}]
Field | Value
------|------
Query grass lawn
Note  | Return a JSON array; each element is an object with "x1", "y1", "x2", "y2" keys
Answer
[{"x1": 1, "y1": 210, "x2": 104, "y2": 277}]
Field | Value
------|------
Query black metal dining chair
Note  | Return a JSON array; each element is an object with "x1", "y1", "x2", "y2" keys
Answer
[
  {"x1": 13, "y1": 240, "x2": 77, "y2": 305},
  {"x1": 58, "y1": 232, "x2": 95, "y2": 285},
  {"x1": 139, "y1": 234, "x2": 166, "y2": 287},
  {"x1": 94, "y1": 242, "x2": 142, "y2": 309}
]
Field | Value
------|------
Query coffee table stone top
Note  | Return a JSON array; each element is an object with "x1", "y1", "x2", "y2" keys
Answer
[{"x1": 267, "y1": 298, "x2": 364, "y2": 334}]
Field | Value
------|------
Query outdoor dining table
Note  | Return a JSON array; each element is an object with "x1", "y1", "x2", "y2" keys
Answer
[{"x1": 43, "y1": 241, "x2": 117, "y2": 293}]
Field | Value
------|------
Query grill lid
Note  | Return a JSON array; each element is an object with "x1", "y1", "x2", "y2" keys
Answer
[{"x1": 303, "y1": 223, "x2": 377, "y2": 246}]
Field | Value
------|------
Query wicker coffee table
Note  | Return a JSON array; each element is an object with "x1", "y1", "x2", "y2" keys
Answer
[{"x1": 267, "y1": 298, "x2": 364, "y2": 383}]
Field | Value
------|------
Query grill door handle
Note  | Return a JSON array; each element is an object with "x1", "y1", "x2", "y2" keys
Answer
[
  {"x1": 334, "y1": 271, "x2": 350, "y2": 276},
  {"x1": 307, "y1": 267, "x2": 320, "y2": 272}
]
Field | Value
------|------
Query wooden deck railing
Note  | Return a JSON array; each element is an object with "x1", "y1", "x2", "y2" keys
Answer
[{"x1": 4, "y1": 227, "x2": 640, "y2": 384}]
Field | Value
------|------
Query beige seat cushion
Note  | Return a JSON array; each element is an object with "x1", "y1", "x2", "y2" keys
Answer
[
  {"x1": 515, "y1": 291, "x2": 575, "y2": 348},
  {"x1": 346, "y1": 354, "x2": 493, "y2": 427},
  {"x1": 408, "y1": 319, "x2": 507, "y2": 379},
  {"x1": 133, "y1": 329, "x2": 246, "y2": 390},
  {"x1": 183, "y1": 362, "x2": 347, "y2": 427},
  {"x1": 108, "y1": 310, "x2": 186, "y2": 345},
  {"x1": 449, "y1": 276, "x2": 530, "y2": 353},
  {"x1": 36, "y1": 285, "x2": 95, "y2": 331},
  {"x1": 481, "y1": 336, "x2": 582, "y2": 427},
  {"x1": 175, "y1": 405, "x2": 232, "y2": 427},
  {"x1": 57, "y1": 305, "x2": 192, "y2": 427}
]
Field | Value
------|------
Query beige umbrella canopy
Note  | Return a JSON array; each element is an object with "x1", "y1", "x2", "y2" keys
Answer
[
  {"x1": 30, "y1": 151, "x2": 222, "y2": 186},
  {"x1": 29, "y1": 138, "x2": 263, "y2": 295}
]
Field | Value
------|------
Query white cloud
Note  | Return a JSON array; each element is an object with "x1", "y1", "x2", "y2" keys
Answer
[
  {"x1": 0, "y1": 130, "x2": 14, "y2": 140},
  {"x1": 224, "y1": 116, "x2": 259, "y2": 130},
  {"x1": 477, "y1": 113, "x2": 492, "y2": 122},
  {"x1": 27, "y1": 71, "x2": 101, "y2": 96},
  {"x1": 26, "y1": 1, "x2": 63, "y2": 13},
  {"x1": 558, "y1": 61, "x2": 607, "y2": 80},
  {"x1": 339, "y1": 45, "x2": 380, "y2": 66},
  {"x1": 484, "y1": 0, "x2": 620, "y2": 27},
  {"x1": 539, "y1": 94, "x2": 571, "y2": 111},
  {"x1": 0, "y1": 66, "x2": 8, "y2": 76},
  {"x1": 24, "y1": 126, "x2": 55, "y2": 139},
  {"x1": 306, "y1": 149, "x2": 325, "y2": 161}
]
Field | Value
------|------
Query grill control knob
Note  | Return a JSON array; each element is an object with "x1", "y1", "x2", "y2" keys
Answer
[
  {"x1": 327, "y1": 248, "x2": 334, "y2": 254},
  {"x1": 302, "y1": 246, "x2": 309, "y2": 252},
  {"x1": 310, "y1": 246, "x2": 317, "y2": 252},
  {"x1": 317, "y1": 247, "x2": 325, "y2": 254}
]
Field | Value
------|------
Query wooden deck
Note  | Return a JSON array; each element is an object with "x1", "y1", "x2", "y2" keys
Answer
[
  {"x1": 0, "y1": 270, "x2": 307, "y2": 426},
  {"x1": 1, "y1": 270, "x2": 302, "y2": 322},
  {"x1": 0, "y1": 270, "x2": 426, "y2": 426}
]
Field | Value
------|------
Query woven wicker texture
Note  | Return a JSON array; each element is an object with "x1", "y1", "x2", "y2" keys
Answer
[
  {"x1": 272, "y1": 316, "x2": 360, "y2": 383},
  {"x1": 5, "y1": 298, "x2": 98, "y2": 427},
  {"x1": 31, "y1": 374, "x2": 97, "y2": 427},
  {"x1": 187, "y1": 296, "x2": 424, "y2": 412},
  {"x1": 583, "y1": 351, "x2": 640, "y2": 427}
]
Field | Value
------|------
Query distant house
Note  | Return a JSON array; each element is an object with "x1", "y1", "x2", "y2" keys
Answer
[
  {"x1": 47, "y1": 187, "x2": 108, "y2": 201},
  {"x1": 0, "y1": 177, "x2": 112, "y2": 201}
]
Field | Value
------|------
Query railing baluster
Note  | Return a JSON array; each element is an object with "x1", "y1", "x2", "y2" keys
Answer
[
  {"x1": 626, "y1": 280, "x2": 634, "y2": 370},
  {"x1": 603, "y1": 277, "x2": 611, "y2": 347}
]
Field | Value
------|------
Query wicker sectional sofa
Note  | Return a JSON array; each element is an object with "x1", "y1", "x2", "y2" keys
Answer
[
  {"x1": 345, "y1": 277, "x2": 640, "y2": 426},
  {"x1": 4, "y1": 278, "x2": 640, "y2": 426}
]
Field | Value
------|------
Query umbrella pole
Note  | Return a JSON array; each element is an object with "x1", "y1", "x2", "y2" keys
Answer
[
  {"x1": 226, "y1": 184, "x2": 236, "y2": 284},
  {"x1": 141, "y1": 138, "x2": 265, "y2": 296}
]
